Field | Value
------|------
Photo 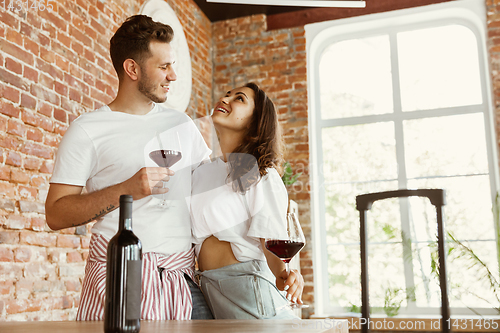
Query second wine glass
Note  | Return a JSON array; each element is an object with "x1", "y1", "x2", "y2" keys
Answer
[
  {"x1": 265, "y1": 212, "x2": 308, "y2": 309},
  {"x1": 149, "y1": 131, "x2": 182, "y2": 207}
]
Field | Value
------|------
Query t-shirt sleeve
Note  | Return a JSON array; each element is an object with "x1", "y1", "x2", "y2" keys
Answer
[
  {"x1": 247, "y1": 168, "x2": 289, "y2": 240},
  {"x1": 49, "y1": 121, "x2": 97, "y2": 186}
]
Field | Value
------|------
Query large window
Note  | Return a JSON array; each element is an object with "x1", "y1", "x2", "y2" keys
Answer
[{"x1": 307, "y1": 0, "x2": 499, "y2": 316}]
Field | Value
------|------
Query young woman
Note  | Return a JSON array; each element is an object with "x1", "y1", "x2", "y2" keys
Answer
[{"x1": 190, "y1": 82, "x2": 305, "y2": 319}]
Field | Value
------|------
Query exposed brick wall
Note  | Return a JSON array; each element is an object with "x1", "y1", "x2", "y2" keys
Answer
[
  {"x1": 0, "y1": 0, "x2": 212, "y2": 320},
  {"x1": 487, "y1": 0, "x2": 500, "y2": 158},
  {"x1": 212, "y1": 15, "x2": 312, "y2": 317}
]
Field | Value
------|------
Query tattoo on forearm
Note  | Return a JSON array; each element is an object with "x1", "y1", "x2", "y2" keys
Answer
[{"x1": 71, "y1": 204, "x2": 116, "y2": 227}]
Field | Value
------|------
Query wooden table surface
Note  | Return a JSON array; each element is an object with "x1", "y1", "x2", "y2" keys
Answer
[{"x1": 0, "y1": 319, "x2": 349, "y2": 333}]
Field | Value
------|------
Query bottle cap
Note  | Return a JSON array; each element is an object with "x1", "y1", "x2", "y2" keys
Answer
[{"x1": 120, "y1": 195, "x2": 133, "y2": 204}]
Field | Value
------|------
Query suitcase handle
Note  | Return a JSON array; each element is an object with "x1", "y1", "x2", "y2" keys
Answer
[
  {"x1": 356, "y1": 188, "x2": 445, "y2": 211},
  {"x1": 355, "y1": 189, "x2": 449, "y2": 333}
]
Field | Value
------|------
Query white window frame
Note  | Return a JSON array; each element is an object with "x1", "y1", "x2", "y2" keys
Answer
[{"x1": 306, "y1": 0, "x2": 499, "y2": 317}]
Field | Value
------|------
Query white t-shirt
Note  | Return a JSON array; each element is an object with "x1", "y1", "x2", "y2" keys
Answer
[
  {"x1": 190, "y1": 157, "x2": 288, "y2": 262},
  {"x1": 50, "y1": 104, "x2": 211, "y2": 256}
]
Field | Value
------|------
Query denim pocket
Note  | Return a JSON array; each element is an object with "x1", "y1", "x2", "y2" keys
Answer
[{"x1": 218, "y1": 275, "x2": 276, "y2": 318}]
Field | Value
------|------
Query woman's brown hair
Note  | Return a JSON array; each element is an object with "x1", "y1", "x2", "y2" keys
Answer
[{"x1": 227, "y1": 82, "x2": 285, "y2": 193}]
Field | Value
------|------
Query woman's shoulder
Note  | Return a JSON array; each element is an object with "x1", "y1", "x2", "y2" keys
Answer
[{"x1": 257, "y1": 167, "x2": 287, "y2": 193}]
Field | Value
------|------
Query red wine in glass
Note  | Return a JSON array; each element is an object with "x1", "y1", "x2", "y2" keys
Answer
[
  {"x1": 265, "y1": 240, "x2": 305, "y2": 264},
  {"x1": 149, "y1": 149, "x2": 182, "y2": 207},
  {"x1": 265, "y1": 212, "x2": 308, "y2": 309},
  {"x1": 149, "y1": 150, "x2": 182, "y2": 168}
]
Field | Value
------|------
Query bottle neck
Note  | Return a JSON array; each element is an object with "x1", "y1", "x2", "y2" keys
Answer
[
  {"x1": 119, "y1": 196, "x2": 133, "y2": 231},
  {"x1": 120, "y1": 217, "x2": 132, "y2": 231}
]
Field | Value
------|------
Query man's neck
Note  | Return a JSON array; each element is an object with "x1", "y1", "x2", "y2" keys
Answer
[{"x1": 108, "y1": 87, "x2": 155, "y2": 115}]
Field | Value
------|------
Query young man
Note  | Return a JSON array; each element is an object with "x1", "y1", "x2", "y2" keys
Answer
[{"x1": 45, "y1": 15, "x2": 213, "y2": 320}]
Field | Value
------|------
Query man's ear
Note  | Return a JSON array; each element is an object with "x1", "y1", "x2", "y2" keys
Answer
[{"x1": 123, "y1": 59, "x2": 140, "y2": 81}]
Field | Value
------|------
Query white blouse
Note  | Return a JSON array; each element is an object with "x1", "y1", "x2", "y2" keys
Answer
[{"x1": 190, "y1": 158, "x2": 289, "y2": 262}]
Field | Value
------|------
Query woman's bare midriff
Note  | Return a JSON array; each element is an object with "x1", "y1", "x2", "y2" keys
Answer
[{"x1": 198, "y1": 235, "x2": 240, "y2": 271}]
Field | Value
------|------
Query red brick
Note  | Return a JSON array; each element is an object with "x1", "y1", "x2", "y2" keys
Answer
[
  {"x1": 5, "y1": 215, "x2": 28, "y2": 230},
  {"x1": 55, "y1": 55, "x2": 70, "y2": 73},
  {"x1": 20, "y1": 141, "x2": 53, "y2": 159},
  {"x1": 24, "y1": 157, "x2": 41, "y2": 171},
  {"x1": 0, "y1": 39, "x2": 34, "y2": 66},
  {"x1": 35, "y1": 58, "x2": 63, "y2": 81},
  {"x1": 5, "y1": 57, "x2": 22, "y2": 75},
  {"x1": 20, "y1": 231, "x2": 57, "y2": 247},
  {"x1": 6, "y1": 27, "x2": 23, "y2": 47},
  {"x1": 0, "y1": 100, "x2": 21, "y2": 118},
  {"x1": 26, "y1": 127, "x2": 43, "y2": 142},
  {"x1": 0, "y1": 231, "x2": 20, "y2": 244},
  {"x1": 57, "y1": 235, "x2": 81, "y2": 249},
  {"x1": 65, "y1": 279, "x2": 81, "y2": 292},
  {"x1": 21, "y1": 93, "x2": 37, "y2": 110},
  {"x1": 39, "y1": 72, "x2": 55, "y2": 90},
  {"x1": 43, "y1": 133, "x2": 59, "y2": 148},
  {"x1": 24, "y1": 37, "x2": 39, "y2": 56},
  {"x1": 0, "y1": 262, "x2": 23, "y2": 279},
  {"x1": 14, "y1": 247, "x2": 32, "y2": 263},
  {"x1": 19, "y1": 185, "x2": 37, "y2": 199},
  {"x1": 29, "y1": 174, "x2": 46, "y2": 187},
  {"x1": 58, "y1": 227, "x2": 76, "y2": 235},
  {"x1": 40, "y1": 160, "x2": 54, "y2": 174},
  {"x1": 30, "y1": 84, "x2": 60, "y2": 106},
  {"x1": 54, "y1": 108, "x2": 67, "y2": 123},
  {"x1": 23, "y1": 66, "x2": 39, "y2": 83},
  {"x1": 0, "y1": 247, "x2": 14, "y2": 262},
  {"x1": 6, "y1": 150, "x2": 22, "y2": 167},
  {"x1": 19, "y1": 200, "x2": 44, "y2": 213},
  {"x1": 33, "y1": 280, "x2": 50, "y2": 293},
  {"x1": 37, "y1": 102, "x2": 53, "y2": 117},
  {"x1": 7, "y1": 119, "x2": 26, "y2": 137},
  {"x1": 15, "y1": 278, "x2": 34, "y2": 296},
  {"x1": 66, "y1": 251, "x2": 83, "y2": 263},
  {"x1": 0, "y1": 85, "x2": 20, "y2": 103},
  {"x1": 0, "y1": 134, "x2": 21, "y2": 150},
  {"x1": 69, "y1": 26, "x2": 92, "y2": 48},
  {"x1": 0, "y1": 181, "x2": 16, "y2": 197},
  {"x1": 0, "y1": 10, "x2": 20, "y2": 30},
  {"x1": 0, "y1": 280, "x2": 14, "y2": 295},
  {"x1": 29, "y1": 217, "x2": 46, "y2": 232},
  {"x1": 53, "y1": 122, "x2": 68, "y2": 135},
  {"x1": 5, "y1": 299, "x2": 27, "y2": 314},
  {"x1": 22, "y1": 110, "x2": 53, "y2": 132},
  {"x1": 0, "y1": 165, "x2": 10, "y2": 181},
  {"x1": 81, "y1": 236, "x2": 90, "y2": 249},
  {"x1": 11, "y1": 169, "x2": 30, "y2": 184},
  {"x1": 54, "y1": 81, "x2": 68, "y2": 96}
]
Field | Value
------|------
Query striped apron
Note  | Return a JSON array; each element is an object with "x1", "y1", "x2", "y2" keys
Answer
[{"x1": 76, "y1": 234, "x2": 195, "y2": 321}]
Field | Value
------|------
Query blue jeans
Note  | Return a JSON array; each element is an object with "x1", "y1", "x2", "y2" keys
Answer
[{"x1": 184, "y1": 274, "x2": 214, "y2": 319}]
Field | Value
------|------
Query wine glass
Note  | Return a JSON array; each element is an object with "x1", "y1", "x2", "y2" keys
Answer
[
  {"x1": 149, "y1": 131, "x2": 182, "y2": 207},
  {"x1": 265, "y1": 212, "x2": 309, "y2": 309}
]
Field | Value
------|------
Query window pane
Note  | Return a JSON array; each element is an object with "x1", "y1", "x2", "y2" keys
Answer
[
  {"x1": 366, "y1": 198, "x2": 408, "y2": 311},
  {"x1": 319, "y1": 35, "x2": 393, "y2": 119},
  {"x1": 398, "y1": 25, "x2": 482, "y2": 111},
  {"x1": 408, "y1": 176, "x2": 494, "y2": 242},
  {"x1": 404, "y1": 113, "x2": 488, "y2": 178},
  {"x1": 322, "y1": 122, "x2": 397, "y2": 184},
  {"x1": 326, "y1": 181, "x2": 397, "y2": 309},
  {"x1": 408, "y1": 177, "x2": 499, "y2": 309}
]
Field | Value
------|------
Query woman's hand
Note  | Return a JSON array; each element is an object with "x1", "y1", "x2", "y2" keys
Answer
[{"x1": 276, "y1": 268, "x2": 305, "y2": 304}]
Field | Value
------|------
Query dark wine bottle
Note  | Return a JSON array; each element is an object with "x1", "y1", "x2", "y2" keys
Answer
[{"x1": 104, "y1": 195, "x2": 142, "y2": 333}]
